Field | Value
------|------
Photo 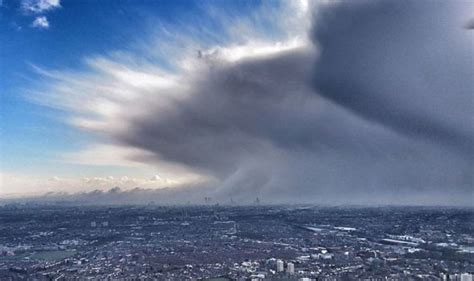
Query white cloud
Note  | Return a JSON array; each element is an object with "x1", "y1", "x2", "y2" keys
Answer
[
  {"x1": 149, "y1": 175, "x2": 161, "y2": 181},
  {"x1": 58, "y1": 144, "x2": 152, "y2": 168},
  {"x1": 0, "y1": 172, "x2": 197, "y2": 197},
  {"x1": 199, "y1": 38, "x2": 307, "y2": 63},
  {"x1": 22, "y1": 0, "x2": 60, "y2": 13},
  {"x1": 31, "y1": 16, "x2": 49, "y2": 29},
  {"x1": 56, "y1": 143, "x2": 208, "y2": 186}
]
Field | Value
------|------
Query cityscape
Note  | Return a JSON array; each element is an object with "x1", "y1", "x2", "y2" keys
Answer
[
  {"x1": 1, "y1": 0, "x2": 473, "y2": 280},
  {"x1": 0, "y1": 204, "x2": 472, "y2": 280}
]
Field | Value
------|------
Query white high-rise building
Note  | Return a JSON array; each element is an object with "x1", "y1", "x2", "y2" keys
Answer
[
  {"x1": 287, "y1": 262, "x2": 295, "y2": 274},
  {"x1": 276, "y1": 259, "x2": 284, "y2": 272}
]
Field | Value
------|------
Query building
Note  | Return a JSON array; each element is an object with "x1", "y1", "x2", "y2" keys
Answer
[
  {"x1": 287, "y1": 262, "x2": 295, "y2": 275},
  {"x1": 276, "y1": 259, "x2": 284, "y2": 272}
]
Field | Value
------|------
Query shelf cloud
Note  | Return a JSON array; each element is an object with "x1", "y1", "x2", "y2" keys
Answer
[{"x1": 31, "y1": 0, "x2": 473, "y2": 205}]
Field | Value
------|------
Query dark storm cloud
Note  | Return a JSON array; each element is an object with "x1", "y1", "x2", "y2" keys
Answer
[
  {"x1": 38, "y1": 1, "x2": 472, "y2": 205},
  {"x1": 104, "y1": 0, "x2": 474, "y2": 205},
  {"x1": 311, "y1": 1, "x2": 474, "y2": 154},
  {"x1": 466, "y1": 19, "x2": 474, "y2": 30}
]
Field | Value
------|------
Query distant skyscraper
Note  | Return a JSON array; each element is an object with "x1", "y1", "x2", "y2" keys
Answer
[
  {"x1": 287, "y1": 262, "x2": 294, "y2": 274},
  {"x1": 276, "y1": 259, "x2": 284, "y2": 272}
]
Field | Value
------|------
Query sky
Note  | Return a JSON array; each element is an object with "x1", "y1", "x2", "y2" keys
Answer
[{"x1": 0, "y1": 0, "x2": 473, "y2": 205}]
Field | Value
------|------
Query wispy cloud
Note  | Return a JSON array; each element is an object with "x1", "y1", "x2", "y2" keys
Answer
[
  {"x1": 22, "y1": 0, "x2": 60, "y2": 13},
  {"x1": 31, "y1": 15, "x2": 49, "y2": 29}
]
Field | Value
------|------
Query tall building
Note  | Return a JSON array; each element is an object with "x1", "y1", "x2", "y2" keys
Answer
[
  {"x1": 276, "y1": 259, "x2": 284, "y2": 272},
  {"x1": 287, "y1": 262, "x2": 295, "y2": 274}
]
